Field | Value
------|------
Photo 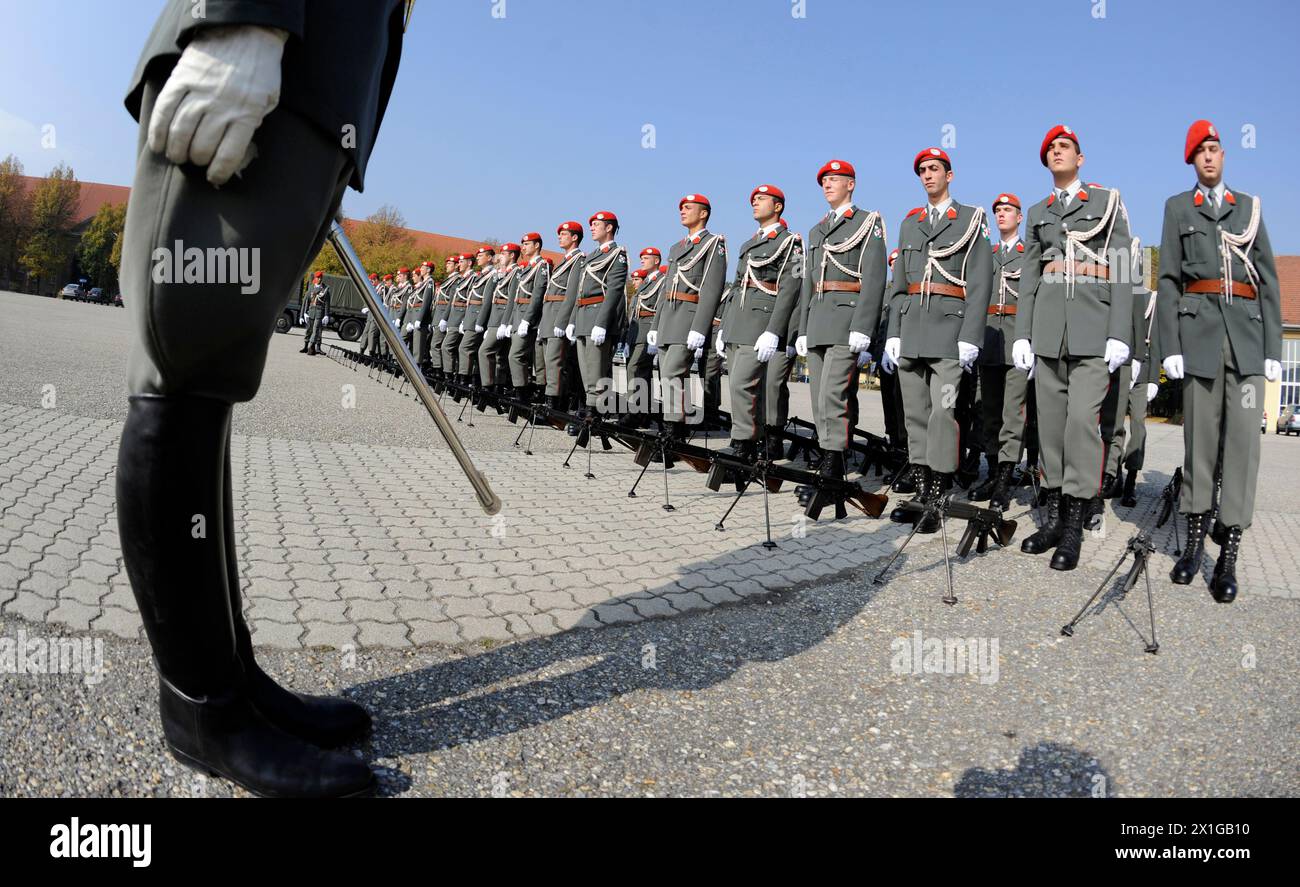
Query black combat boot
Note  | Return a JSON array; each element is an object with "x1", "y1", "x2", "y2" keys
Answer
[
  {"x1": 1099, "y1": 472, "x2": 1118, "y2": 498},
  {"x1": 1170, "y1": 511, "x2": 1209, "y2": 585},
  {"x1": 764, "y1": 427, "x2": 786, "y2": 461},
  {"x1": 1210, "y1": 516, "x2": 1229, "y2": 547},
  {"x1": 298, "y1": 343, "x2": 309, "y2": 353},
  {"x1": 220, "y1": 440, "x2": 371, "y2": 748},
  {"x1": 893, "y1": 462, "x2": 918, "y2": 494},
  {"x1": 1209, "y1": 525, "x2": 1242, "y2": 603},
  {"x1": 116, "y1": 395, "x2": 374, "y2": 797},
  {"x1": 1120, "y1": 468, "x2": 1139, "y2": 507},
  {"x1": 1050, "y1": 494, "x2": 1085, "y2": 571},
  {"x1": 916, "y1": 471, "x2": 952, "y2": 534},
  {"x1": 1021, "y1": 488, "x2": 1064, "y2": 554},
  {"x1": 988, "y1": 461, "x2": 1017, "y2": 510},
  {"x1": 890, "y1": 465, "x2": 930, "y2": 524},
  {"x1": 967, "y1": 455, "x2": 999, "y2": 501}
]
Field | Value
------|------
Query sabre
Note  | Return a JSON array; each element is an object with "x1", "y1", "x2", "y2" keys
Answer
[{"x1": 328, "y1": 221, "x2": 501, "y2": 515}]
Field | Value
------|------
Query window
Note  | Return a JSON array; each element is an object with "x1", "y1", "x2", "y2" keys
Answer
[{"x1": 1281, "y1": 337, "x2": 1300, "y2": 412}]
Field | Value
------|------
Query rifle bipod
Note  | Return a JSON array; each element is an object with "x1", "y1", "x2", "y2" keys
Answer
[
  {"x1": 872, "y1": 495, "x2": 1018, "y2": 605},
  {"x1": 1060, "y1": 532, "x2": 1160, "y2": 654}
]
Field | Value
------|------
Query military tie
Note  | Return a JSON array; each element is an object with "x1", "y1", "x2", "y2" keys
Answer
[
  {"x1": 1058, "y1": 189, "x2": 1069, "y2": 208},
  {"x1": 928, "y1": 207, "x2": 938, "y2": 227}
]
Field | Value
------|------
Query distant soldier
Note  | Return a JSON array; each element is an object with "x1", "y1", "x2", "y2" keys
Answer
[
  {"x1": 358, "y1": 271, "x2": 381, "y2": 361},
  {"x1": 300, "y1": 270, "x2": 330, "y2": 356},
  {"x1": 405, "y1": 260, "x2": 434, "y2": 369},
  {"x1": 622, "y1": 247, "x2": 663, "y2": 426},
  {"x1": 441, "y1": 253, "x2": 474, "y2": 383},
  {"x1": 540, "y1": 221, "x2": 586, "y2": 411},
  {"x1": 479, "y1": 243, "x2": 520, "y2": 401},
  {"x1": 566, "y1": 211, "x2": 628, "y2": 419},
  {"x1": 1160, "y1": 119, "x2": 1281, "y2": 602},
  {"x1": 507, "y1": 232, "x2": 550, "y2": 402},
  {"x1": 427, "y1": 255, "x2": 459, "y2": 382}
]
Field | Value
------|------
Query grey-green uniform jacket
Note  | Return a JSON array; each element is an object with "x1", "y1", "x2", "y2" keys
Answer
[
  {"x1": 627, "y1": 269, "x2": 666, "y2": 347},
  {"x1": 388, "y1": 282, "x2": 410, "y2": 328},
  {"x1": 540, "y1": 249, "x2": 584, "y2": 336},
  {"x1": 1155, "y1": 186, "x2": 1280, "y2": 380},
  {"x1": 463, "y1": 270, "x2": 494, "y2": 331},
  {"x1": 409, "y1": 278, "x2": 432, "y2": 330},
  {"x1": 801, "y1": 205, "x2": 887, "y2": 348},
  {"x1": 979, "y1": 238, "x2": 1024, "y2": 366},
  {"x1": 432, "y1": 272, "x2": 459, "y2": 327},
  {"x1": 481, "y1": 267, "x2": 515, "y2": 331},
  {"x1": 722, "y1": 227, "x2": 803, "y2": 347},
  {"x1": 650, "y1": 230, "x2": 728, "y2": 346},
  {"x1": 513, "y1": 257, "x2": 551, "y2": 328},
  {"x1": 886, "y1": 201, "x2": 992, "y2": 359},
  {"x1": 1016, "y1": 184, "x2": 1134, "y2": 357},
  {"x1": 1132, "y1": 286, "x2": 1159, "y2": 384},
  {"x1": 447, "y1": 271, "x2": 474, "y2": 328},
  {"x1": 305, "y1": 283, "x2": 330, "y2": 318},
  {"x1": 567, "y1": 242, "x2": 629, "y2": 337}
]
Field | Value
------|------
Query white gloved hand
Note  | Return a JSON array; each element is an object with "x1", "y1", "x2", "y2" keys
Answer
[
  {"x1": 553, "y1": 326, "x2": 564, "y2": 339},
  {"x1": 1265, "y1": 358, "x2": 1282, "y2": 382},
  {"x1": 848, "y1": 330, "x2": 870, "y2": 353},
  {"x1": 148, "y1": 25, "x2": 289, "y2": 187},
  {"x1": 1104, "y1": 338, "x2": 1130, "y2": 374},
  {"x1": 686, "y1": 330, "x2": 705, "y2": 351},
  {"x1": 517, "y1": 320, "x2": 529, "y2": 337},
  {"x1": 1147, "y1": 382, "x2": 1158, "y2": 401},
  {"x1": 1162, "y1": 355, "x2": 1184, "y2": 380},
  {"x1": 786, "y1": 345, "x2": 796, "y2": 358},
  {"x1": 496, "y1": 324, "x2": 507, "y2": 340},
  {"x1": 647, "y1": 343, "x2": 658, "y2": 356},
  {"x1": 957, "y1": 340, "x2": 979, "y2": 371},
  {"x1": 404, "y1": 322, "x2": 413, "y2": 332},
  {"x1": 1012, "y1": 338, "x2": 1034, "y2": 372},
  {"x1": 883, "y1": 337, "x2": 901, "y2": 373},
  {"x1": 362, "y1": 306, "x2": 369, "y2": 315},
  {"x1": 694, "y1": 347, "x2": 704, "y2": 360},
  {"x1": 795, "y1": 336, "x2": 809, "y2": 358},
  {"x1": 475, "y1": 324, "x2": 484, "y2": 333},
  {"x1": 857, "y1": 350, "x2": 871, "y2": 367},
  {"x1": 646, "y1": 330, "x2": 657, "y2": 348},
  {"x1": 438, "y1": 319, "x2": 447, "y2": 332},
  {"x1": 322, "y1": 316, "x2": 329, "y2": 325},
  {"x1": 592, "y1": 325, "x2": 606, "y2": 346},
  {"x1": 458, "y1": 323, "x2": 465, "y2": 334},
  {"x1": 715, "y1": 332, "x2": 726, "y2": 357},
  {"x1": 754, "y1": 331, "x2": 779, "y2": 363},
  {"x1": 1130, "y1": 361, "x2": 1142, "y2": 387},
  {"x1": 565, "y1": 323, "x2": 576, "y2": 342}
]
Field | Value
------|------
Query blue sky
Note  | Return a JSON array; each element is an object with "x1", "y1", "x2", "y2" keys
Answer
[{"x1": 2, "y1": 0, "x2": 1297, "y2": 258}]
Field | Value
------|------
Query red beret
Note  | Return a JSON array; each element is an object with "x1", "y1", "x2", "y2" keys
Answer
[
  {"x1": 992, "y1": 193, "x2": 1021, "y2": 211},
  {"x1": 640, "y1": 246, "x2": 661, "y2": 259},
  {"x1": 397, "y1": 266, "x2": 410, "y2": 274},
  {"x1": 382, "y1": 273, "x2": 393, "y2": 281},
  {"x1": 557, "y1": 221, "x2": 582, "y2": 235},
  {"x1": 501, "y1": 242, "x2": 522, "y2": 254},
  {"x1": 589, "y1": 211, "x2": 618, "y2": 225},
  {"x1": 475, "y1": 246, "x2": 494, "y2": 256},
  {"x1": 913, "y1": 147, "x2": 951, "y2": 175},
  {"x1": 312, "y1": 270, "x2": 323, "y2": 278},
  {"x1": 521, "y1": 232, "x2": 542, "y2": 244},
  {"x1": 816, "y1": 159, "x2": 855, "y2": 184},
  {"x1": 1040, "y1": 124, "x2": 1080, "y2": 167},
  {"x1": 679, "y1": 193, "x2": 710, "y2": 209},
  {"x1": 631, "y1": 268, "x2": 649, "y2": 279},
  {"x1": 750, "y1": 184, "x2": 786, "y2": 204},
  {"x1": 1185, "y1": 119, "x2": 1221, "y2": 164},
  {"x1": 368, "y1": 273, "x2": 378, "y2": 280}
]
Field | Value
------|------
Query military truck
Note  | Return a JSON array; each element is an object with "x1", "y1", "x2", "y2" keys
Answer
[{"x1": 275, "y1": 272, "x2": 371, "y2": 342}]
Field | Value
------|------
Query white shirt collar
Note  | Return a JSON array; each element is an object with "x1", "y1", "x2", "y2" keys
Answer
[
  {"x1": 830, "y1": 202, "x2": 855, "y2": 220},
  {"x1": 1058, "y1": 179, "x2": 1084, "y2": 202},
  {"x1": 646, "y1": 268, "x2": 661, "y2": 281},
  {"x1": 1000, "y1": 234, "x2": 1020, "y2": 251},
  {"x1": 757, "y1": 222, "x2": 781, "y2": 238},
  {"x1": 565, "y1": 247, "x2": 580, "y2": 258},
  {"x1": 927, "y1": 196, "x2": 953, "y2": 219},
  {"x1": 1198, "y1": 180, "x2": 1226, "y2": 203}
]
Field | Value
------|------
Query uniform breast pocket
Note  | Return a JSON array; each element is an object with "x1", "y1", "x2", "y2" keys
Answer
[
  {"x1": 903, "y1": 246, "x2": 922, "y2": 274},
  {"x1": 1178, "y1": 295, "x2": 1202, "y2": 317},
  {"x1": 941, "y1": 298, "x2": 964, "y2": 318},
  {"x1": 1180, "y1": 228, "x2": 1211, "y2": 265}
]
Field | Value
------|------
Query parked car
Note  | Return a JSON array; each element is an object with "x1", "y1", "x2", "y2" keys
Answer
[
  {"x1": 60, "y1": 283, "x2": 83, "y2": 299},
  {"x1": 112, "y1": 292, "x2": 124, "y2": 307},
  {"x1": 1276, "y1": 406, "x2": 1300, "y2": 436},
  {"x1": 87, "y1": 287, "x2": 106, "y2": 304}
]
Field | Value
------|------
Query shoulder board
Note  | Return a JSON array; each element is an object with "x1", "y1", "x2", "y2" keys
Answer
[{"x1": 906, "y1": 206, "x2": 925, "y2": 219}]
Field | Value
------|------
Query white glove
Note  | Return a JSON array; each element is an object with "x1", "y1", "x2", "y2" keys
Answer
[
  {"x1": 1012, "y1": 338, "x2": 1034, "y2": 372},
  {"x1": 148, "y1": 25, "x2": 288, "y2": 187},
  {"x1": 496, "y1": 324, "x2": 507, "y2": 340},
  {"x1": 882, "y1": 337, "x2": 901, "y2": 373},
  {"x1": 694, "y1": 347, "x2": 704, "y2": 360},
  {"x1": 715, "y1": 332, "x2": 726, "y2": 357},
  {"x1": 754, "y1": 331, "x2": 779, "y2": 363},
  {"x1": 362, "y1": 307, "x2": 369, "y2": 315},
  {"x1": 592, "y1": 325, "x2": 606, "y2": 346},
  {"x1": 856, "y1": 350, "x2": 870, "y2": 367},
  {"x1": 1130, "y1": 361, "x2": 1142, "y2": 387},
  {"x1": 848, "y1": 331, "x2": 870, "y2": 353},
  {"x1": 404, "y1": 322, "x2": 413, "y2": 332},
  {"x1": 795, "y1": 336, "x2": 809, "y2": 358},
  {"x1": 957, "y1": 340, "x2": 979, "y2": 371},
  {"x1": 786, "y1": 345, "x2": 796, "y2": 358},
  {"x1": 686, "y1": 330, "x2": 705, "y2": 351},
  {"x1": 518, "y1": 320, "x2": 529, "y2": 337},
  {"x1": 647, "y1": 343, "x2": 658, "y2": 356},
  {"x1": 1104, "y1": 338, "x2": 1130, "y2": 374},
  {"x1": 565, "y1": 323, "x2": 576, "y2": 342},
  {"x1": 322, "y1": 316, "x2": 329, "y2": 325},
  {"x1": 475, "y1": 324, "x2": 484, "y2": 333},
  {"x1": 646, "y1": 330, "x2": 657, "y2": 348},
  {"x1": 438, "y1": 319, "x2": 447, "y2": 332},
  {"x1": 553, "y1": 326, "x2": 564, "y2": 339},
  {"x1": 1265, "y1": 358, "x2": 1282, "y2": 382},
  {"x1": 458, "y1": 323, "x2": 465, "y2": 334},
  {"x1": 1147, "y1": 382, "x2": 1158, "y2": 401},
  {"x1": 1162, "y1": 355, "x2": 1184, "y2": 380}
]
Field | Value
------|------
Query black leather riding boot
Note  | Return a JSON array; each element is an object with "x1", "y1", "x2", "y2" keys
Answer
[{"x1": 1021, "y1": 488, "x2": 1064, "y2": 554}]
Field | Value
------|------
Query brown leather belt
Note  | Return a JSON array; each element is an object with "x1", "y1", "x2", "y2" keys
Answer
[
  {"x1": 666, "y1": 290, "x2": 699, "y2": 303},
  {"x1": 468, "y1": 298, "x2": 483, "y2": 306},
  {"x1": 1042, "y1": 260, "x2": 1110, "y2": 280},
  {"x1": 637, "y1": 309, "x2": 656, "y2": 318},
  {"x1": 543, "y1": 293, "x2": 566, "y2": 302},
  {"x1": 577, "y1": 295, "x2": 605, "y2": 307},
  {"x1": 434, "y1": 300, "x2": 449, "y2": 306},
  {"x1": 1185, "y1": 278, "x2": 1257, "y2": 300},
  {"x1": 514, "y1": 297, "x2": 531, "y2": 305},
  {"x1": 988, "y1": 304, "x2": 1017, "y2": 315},
  {"x1": 815, "y1": 281, "x2": 861, "y2": 293},
  {"x1": 908, "y1": 282, "x2": 966, "y2": 299},
  {"x1": 492, "y1": 298, "x2": 508, "y2": 305}
]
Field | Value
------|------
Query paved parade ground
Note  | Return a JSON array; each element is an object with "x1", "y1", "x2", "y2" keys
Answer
[{"x1": 2, "y1": 291, "x2": 1297, "y2": 797}]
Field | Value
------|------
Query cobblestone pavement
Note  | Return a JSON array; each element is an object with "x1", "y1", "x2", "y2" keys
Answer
[{"x1": 2, "y1": 291, "x2": 1296, "y2": 796}]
